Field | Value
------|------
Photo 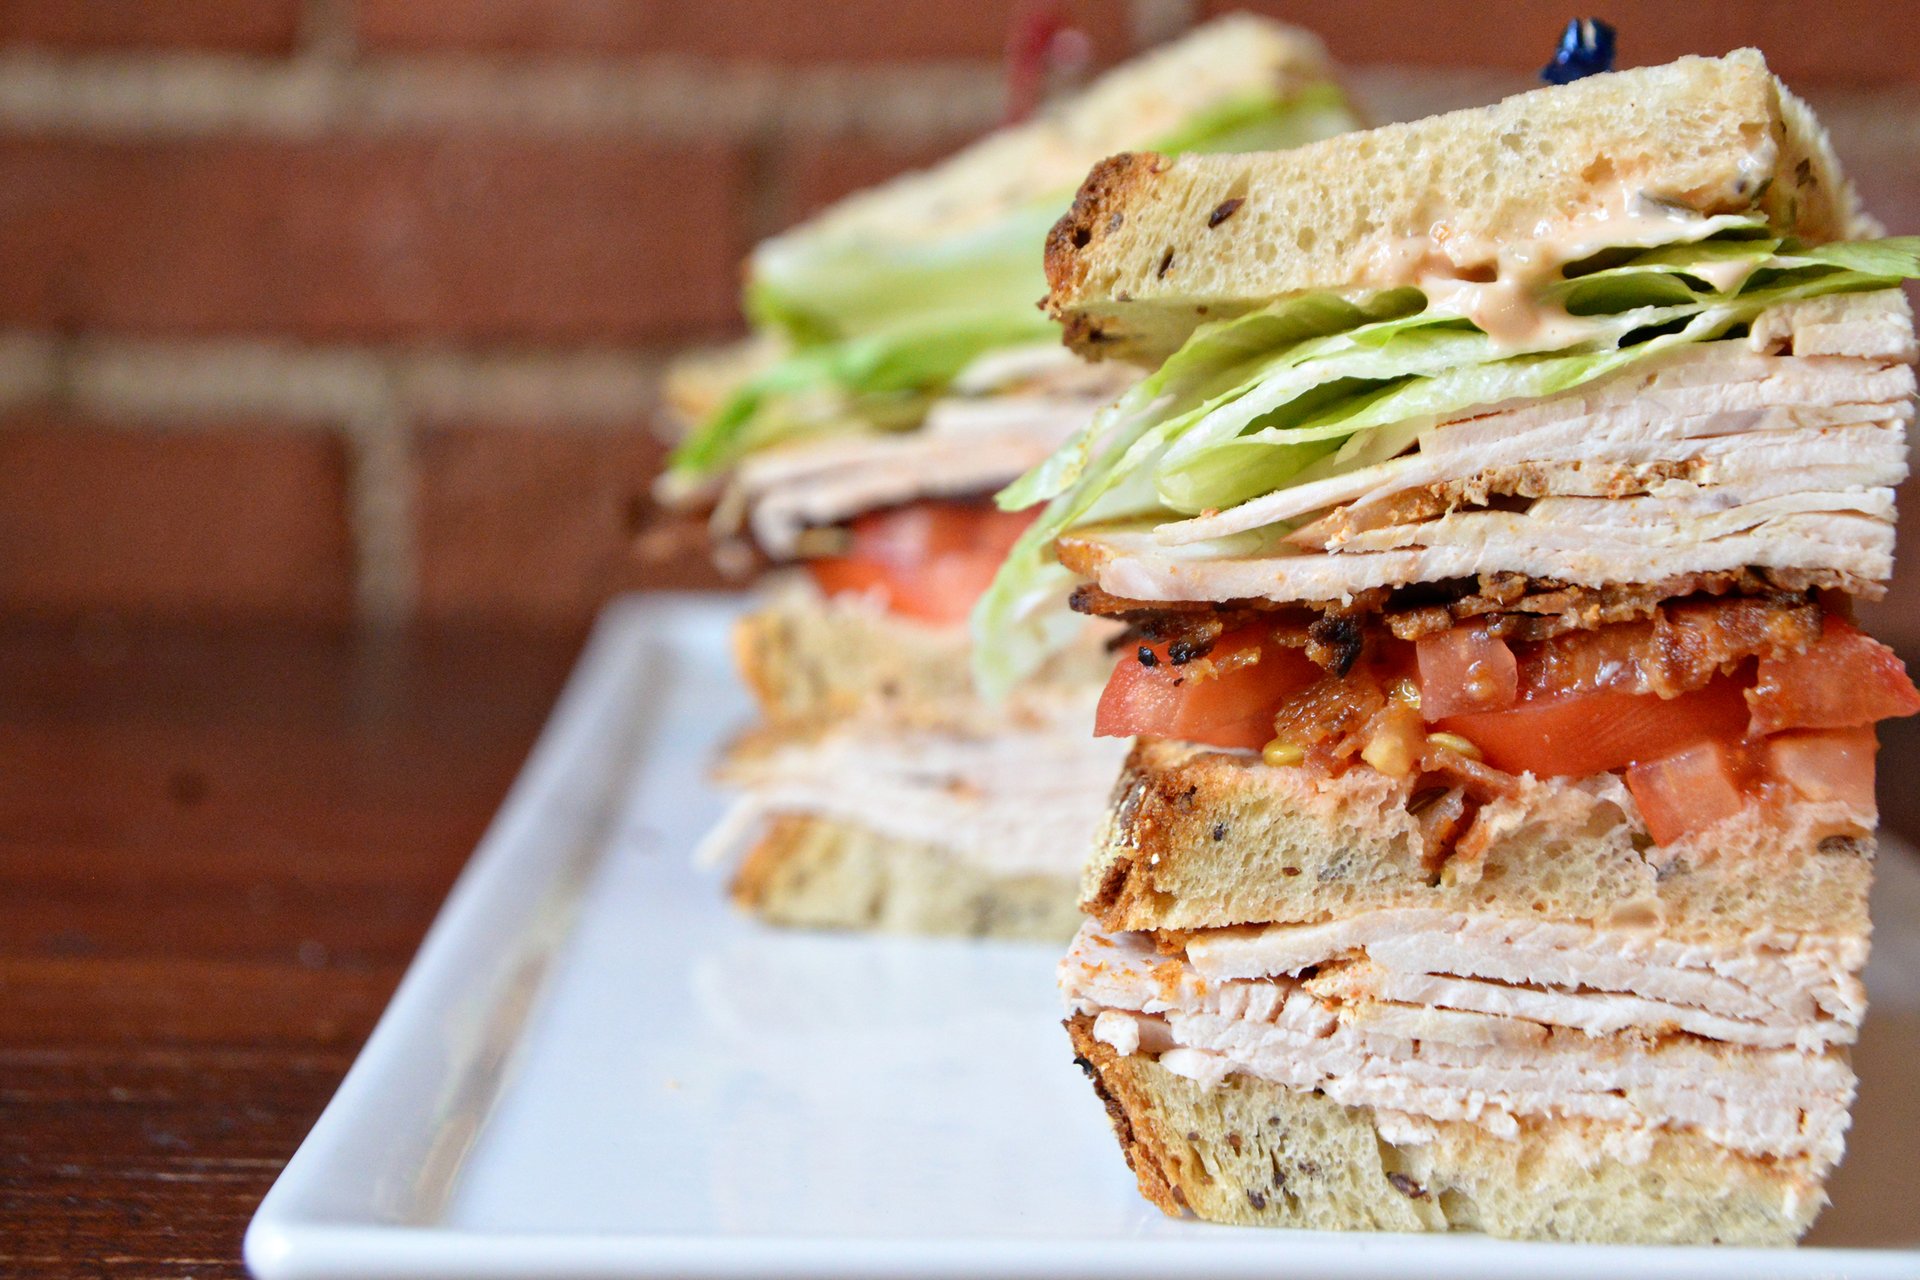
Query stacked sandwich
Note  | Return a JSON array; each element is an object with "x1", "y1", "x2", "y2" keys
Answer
[
  {"x1": 668, "y1": 17, "x2": 1361, "y2": 939},
  {"x1": 977, "y1": 52, "x2": 1920, "y2": 1240}
]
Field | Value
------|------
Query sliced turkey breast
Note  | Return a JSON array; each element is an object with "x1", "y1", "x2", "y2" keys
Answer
[
  {"x1": 1064, "y1": 291, "x2": 1913, "y2": 605},
  {"x1": 1062, "y1": 923, "x2": 1856, "y2": 1166}
]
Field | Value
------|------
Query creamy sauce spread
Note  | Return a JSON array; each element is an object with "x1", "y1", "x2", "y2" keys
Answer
[{"x1": 1357, "y1": 188, "x2": 1762, "y2": 352}]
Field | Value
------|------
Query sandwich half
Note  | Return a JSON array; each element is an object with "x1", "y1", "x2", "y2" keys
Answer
[
  {"x1": 978, "y1": 50, "x2": 1920, "y2": 1237},
  {"x1": 672, "y1": 16, "x2": 1362, "y2": 939}
]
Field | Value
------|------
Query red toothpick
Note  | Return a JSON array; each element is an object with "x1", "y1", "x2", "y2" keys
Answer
[{"x1": 1003, "y1": 0, "x2": 1093, "y2": 124}]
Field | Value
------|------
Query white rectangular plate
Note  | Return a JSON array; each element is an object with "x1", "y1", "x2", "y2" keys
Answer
[{"x1": 248, "y1": 593, "x2": 1920, "y2": 1279}]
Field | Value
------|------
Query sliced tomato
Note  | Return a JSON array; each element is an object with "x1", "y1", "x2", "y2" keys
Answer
[
  {"x1": 806, "y1": 500, "x2": 1034, "y2": 625},
  {"x1": 843, "y1": 500, "x2": 1030, "y2": 567},
  {"x1": 1625, "y1": 739, "x2": 1756, "y2": 846},
  {"x1": 1095, "y1": 625, "x2": 1322, "y2": 750},
  {"x1": 1764, "y1": 727, "x2": 1879, "y2": 811},
  {"x1": 1436, "y1": 677, "x2": 1751, "y2": 779},
  {"x1": 1415, "y1": 626, "x2": 1518, "y2": 720},
  {"x1": 1612, "y1": 727, "x2": 1879, "y2": 847},
  {"x1": 808, "y1": 552, "x2": 1006, "y2": 623},
  {"x1": 806, "y1": 555, "x2": 898, "y2": 604},
  {"x1": 1747, "y1": 615, "x2": 1920, "y2": 734}
]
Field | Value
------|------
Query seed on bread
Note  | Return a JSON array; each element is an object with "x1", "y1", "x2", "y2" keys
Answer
[{"x1": 1044, "y1": 51, "x2": 1863, "y2": 365}]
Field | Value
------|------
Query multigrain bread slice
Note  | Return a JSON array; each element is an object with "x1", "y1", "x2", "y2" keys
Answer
[
  {"x1": 731, "y1": 812, "x2": 1083, "y2": 940},
  {"x1": 1066, "y1": 1013, "x2": 1824, "y2": 1244},
  {"x1": 734, "y1": 575, "x2": 1114, "y2": 731},
  {"x1": 758, "y1": 14, "x2": 1337, "y2": 257},
  {"x1": 1045, "y1": 50, "x2": 1862, "y2": 363},
  {"x1": 1083, "y1": 738, "x2": 1875, "y2": 941}
]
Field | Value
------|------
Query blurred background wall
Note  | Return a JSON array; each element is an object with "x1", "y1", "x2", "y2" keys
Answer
[{"x1": 0, "y1": 1, "x2": 1915, "y2": 641}]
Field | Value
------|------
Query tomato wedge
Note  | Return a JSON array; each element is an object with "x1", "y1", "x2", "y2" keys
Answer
[
  {"x1": 1096, "y1": 625, "x2": 1322, "y2": 751},
  {"x1": 1628, "y1": 725, "x2": 1881, "y2": 846},
  {"x1": 1765, "y1": 727, "x2": 1879, "y2": 811},
  {"x1": 1625, "y1": 739, "x2": 1756, "y2": 846},
  {"x1": 806, "y1": 501, "x2": 1034, "y2": 625},
  {"x1": 1416, "y1": 626, "x2": 1518, "y2": 720},
  {"x1": 1436, "y1": 677, "x2": 1751, "y2": 779},
  {"x1": 1747, "y1": 615, "x2": 1920, "y2": 734}
]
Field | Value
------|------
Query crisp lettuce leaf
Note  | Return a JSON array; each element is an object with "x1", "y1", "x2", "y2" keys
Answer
[
  {"x1": 746, "y1": 201, "x2": 1063, "y2": 349},
  {"x1": 971, "y1": 289, "x2": 1418, "y2": 695},
  {"x1": 971, "y1": 233, "x2": 1920, "y2": 696},
  {"x1": 1791, "y1": 236, "x2": 1920, "y2": 277},
  {"x1": 666, "y1": 307, "x2": 1055, "y2": 479},
  {"x1": 749, "y1": 86, "x2": 1358, "y2": 349},
  {"x1": 673, "y1": 87, "x2": 1360, "y2": 485},
  {"x1": 996, "y1": 288, "x2": 1425, "y2": 512}
]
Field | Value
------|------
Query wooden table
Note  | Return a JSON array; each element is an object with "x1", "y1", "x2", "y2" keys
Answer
[
  {"x1": 3, "y1": 615, "x2": 1918, "y2": 1276},
  {"x1": 0, "y1": 618, "x2": 584, "y2": 1278}
]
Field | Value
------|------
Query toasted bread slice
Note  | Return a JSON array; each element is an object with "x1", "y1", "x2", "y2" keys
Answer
[
  {"x1": 1066, "y1": 1012, "x2": 1824, "y2": 1243},
  {"x1": 1082, "y1": 738, "x2": 1875, "y2": 942},
  {"x1": 734, "y1": 575, "x2": 1114, "y2": 732},
  {"x1": 1046, "y1": 50, "x2": 1862, "y2": 364},
  {"x1": 731, "y1": 812, "x2": 1082, "y2": 940}
]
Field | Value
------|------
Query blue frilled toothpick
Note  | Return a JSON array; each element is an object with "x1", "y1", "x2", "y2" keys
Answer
[{"x1": 1541, "y1": 18, "x2": 1617, "y2": 84}]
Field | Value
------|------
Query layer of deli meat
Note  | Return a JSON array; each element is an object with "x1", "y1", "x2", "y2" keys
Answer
[
  {"x1": 1182, "y1": 906, "x2": 1866, "y2": 1051},
  {"x1": 1062, "y1": 921, "x2": 1858, "y2": 1168},
  {"x1": 731, "y1": 354, "x2": 1137, "y2": 559},
  {"x1": 1060, "y1": 292, "x2": 1913, "y2": 604},
  {"x1": 704, "y1": 712, "x2": 1133, "y2": 879}
]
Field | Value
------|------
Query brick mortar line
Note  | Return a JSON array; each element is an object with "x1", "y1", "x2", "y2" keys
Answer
[
  {"x1": 59, "y1": 336, "x2": 414, "y2": 623},
  {"x1": 0, "y1": 332, "x2": 60, "y2": 413},
  {"x1": 0, "y1": 51, "x2": 1006, "y2": 144},
  {"x1": 342, "y1": 398, "x2": 414, "y2": 623},
  {"x1": 0, "y1": 334, "x2": 672, "y2": 428},
  {"x1": 3, "y1": 52, "x2": 1917, "y2": 156},
  {"x1": 0, "y1": 332, "x2": 687, "y2": 624},
  {"x1": 297, "y1": 0, "x2": 358, "y2": 63}
]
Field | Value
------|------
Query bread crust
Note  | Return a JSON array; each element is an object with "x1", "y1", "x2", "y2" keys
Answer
[
  {"x1": 1043, "y1": 152, "x2": 1172, "y2": 359},
  {"x1": 1044, "y1": 51, "x2": 1864, "y2": 364},
  {"x1": 730, "y1": 811, "x2": 1083, "y2": 940},
  {"x1": 719, "y1": 582, "x2": 1110, "y2": 942},
  {"x1": 1083, "y1": 738, "x2": 1875, "y2": 941},
  {"x1": 1066, "y1": 1012, "x2": 1824, "y2": 1243},
  {"x1": 733, "y1": 577, "x2": 1112, "y2": 733},
  {"x1": 1067, "y1": 1011, "x2": 1189, "y2": 1216}
]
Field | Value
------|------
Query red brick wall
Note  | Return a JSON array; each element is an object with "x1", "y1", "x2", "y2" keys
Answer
[{"x1": 1, "y1": 1, "x2": 1916, "y2": 642}]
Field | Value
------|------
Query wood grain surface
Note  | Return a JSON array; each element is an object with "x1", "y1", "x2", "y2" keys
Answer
[
  {"x1": 2, "y1": 616, "x2": 1916, "y2": 1276},
  {"x1": 0, "y1": 618, "x2": 582, "y2": 1278}
]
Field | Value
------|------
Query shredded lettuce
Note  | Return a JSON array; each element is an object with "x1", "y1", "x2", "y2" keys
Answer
[
  {"x1": 666, "y1": 86, "x2": 1360, "y2": 485},
  {"x1": 667, "y1": 308, "x2": 1057, "y2": 478},
  {"x1": 970, "y1": 233, "x2": 1920, "y2": 696},
  {"x1": 745, "y1": 202, "x2": 1065, "y2": 350}
]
